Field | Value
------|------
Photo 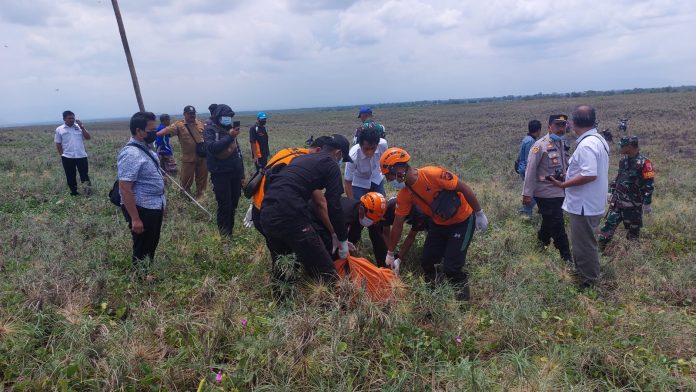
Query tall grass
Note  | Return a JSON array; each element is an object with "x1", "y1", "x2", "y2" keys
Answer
[{"x1": 1, "y1": 91, "x2": 695, "y2": 390}]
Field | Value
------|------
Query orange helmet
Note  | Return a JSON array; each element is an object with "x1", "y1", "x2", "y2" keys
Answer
[
  {"x1": 360, "y1": 192, "x2": 387, "y2": 221},
  {"x1": 379, "y1": 147, "x2": 411, "y2": 175}
]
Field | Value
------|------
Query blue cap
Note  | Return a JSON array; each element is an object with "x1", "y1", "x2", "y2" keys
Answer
[
  {"x1": 357, "y1": 106, "x2": 372, "y2": 118},
  {"x1": 257, "y1": 112, "x2": 268, "y2": 120}
]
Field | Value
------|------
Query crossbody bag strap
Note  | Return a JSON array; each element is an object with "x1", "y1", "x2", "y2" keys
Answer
[
  {"x1": 127, "y1": 142, "x2": 163, "y2": 177},
  {"x1": 184, "y1": 123, "x2": 201, "y2": 143},
  {"x1": 263, "y1": 150, "x2": 304, "y2": 171},
  {"x1": 577, "y1": 133, "x2": 609, "y2": 155},
  {"x1": 406, "y1": 184, "x2": 432, "y2": 209}
]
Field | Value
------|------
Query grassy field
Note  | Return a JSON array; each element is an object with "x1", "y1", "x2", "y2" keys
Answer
[{"x1": 1, "y1": 91, "x2": 695, "y2": 391}]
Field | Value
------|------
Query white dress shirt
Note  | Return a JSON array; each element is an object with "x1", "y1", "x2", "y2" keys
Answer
[
  {"x1": 54, "y1": 123, "x2": 88, "y2": 158},
  {"x1": 562, "y1": 129, "x2": 610, "y2": 216},
  {"x1": 344, "y1": 138, "x2": 388, "y2": 189}
]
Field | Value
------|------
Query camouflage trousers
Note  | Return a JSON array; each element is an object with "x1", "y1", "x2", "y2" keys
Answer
[{"x1": 599, "y1": 206, "x2": 643, "y2": 245}]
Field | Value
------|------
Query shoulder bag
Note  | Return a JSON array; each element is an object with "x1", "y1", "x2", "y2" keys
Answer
[
  {"x1": 109, "y1": 143, "x2": 162, "y2": 206},
  {"x1": 406, "y1": 184, "x2": 461, "y2": 221},
  {"x1": 185, "y1": 123, "x2": 207, "y2": 158}
]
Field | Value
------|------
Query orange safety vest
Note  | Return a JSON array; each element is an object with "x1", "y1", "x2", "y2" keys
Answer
[{"x1": 252, "y1": 148, "x2": 310, "y2": 209}]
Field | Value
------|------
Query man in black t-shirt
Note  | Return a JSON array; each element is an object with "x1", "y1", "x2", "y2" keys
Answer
[
  {"x1": 250, "y1": 112, "x2": 270, "y2": 170},
  {"x1": 260, "y1": 134, "x2": 353, "y2": 300}
]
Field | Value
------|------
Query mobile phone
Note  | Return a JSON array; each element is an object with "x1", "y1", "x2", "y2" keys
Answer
[{"x1": 233, "y1": 120, "x2": 241, "y2": 128}]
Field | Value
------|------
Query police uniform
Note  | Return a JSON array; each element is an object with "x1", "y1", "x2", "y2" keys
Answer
[
  {"x1": 599, "y1": 137, "x2": 654, "y2": 245},
  {"x1": 522, "y1": 121, "x2": 572, "y2": 262}
]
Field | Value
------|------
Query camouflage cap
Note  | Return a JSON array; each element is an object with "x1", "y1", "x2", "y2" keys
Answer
[{"x1": 619, "y1": 136, "x2": 639, "y2": 147}]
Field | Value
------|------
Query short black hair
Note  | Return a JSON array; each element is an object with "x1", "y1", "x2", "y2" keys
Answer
[
  {"x1": 310, "y1": 135, "x2": 333, "y2": 148},
  {"x1": 63, "y1": 110, "x2": 74, "y2": 119},
  {"x1": 208, "y1": 103, "x2": 218, "y2": 113},
  {"x1": 159, "y1": 113, "x2": 170, "y2": 122},
  {"x1": 528, "y1": 120, "x2": 542, "y2": 134},
  {"x1": 572, "y1": 105, "x2": 596, "y2": 128},
  {"x1": 130, "y1": 112, "x2": 152, "y2": 135},
  {"x1": 357, "y1": 127, "x2": 380, "y2": 146}
]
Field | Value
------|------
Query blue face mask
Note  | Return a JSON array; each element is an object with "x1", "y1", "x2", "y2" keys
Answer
[
  {"x1": 390, "y1": 180, "x2": 406, "y2": 190},
  {"x1": 220, "y1": 116, "x2": 232, "y2": 126},
  {"x1": 549, "y1": 133, "x2": 563, "y2": 142}
]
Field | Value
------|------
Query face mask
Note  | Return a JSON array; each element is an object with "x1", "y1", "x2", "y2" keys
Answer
[
  {"x1": 220, "y1": 116, "x2": 232, "y2": 126},
  {"x1": 549, "y1": 133, "x2": 563, "y2": 142},
  {"x1": 359, "y1": 217, "x2": 374, "y2": 227},
  {"x1": 336, "y1": 158, "x2": 343, "y2": 165},
  {"x1": 390, "y1": 180, "x2": 406, "y2": 190},
  {"x1": 144, "y1": 130, "x2": 157, "y2": 144}
]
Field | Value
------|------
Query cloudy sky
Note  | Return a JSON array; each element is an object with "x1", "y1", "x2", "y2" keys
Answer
[{"x1": 1, "y1": 0, "x2": 695, "y2": 125}]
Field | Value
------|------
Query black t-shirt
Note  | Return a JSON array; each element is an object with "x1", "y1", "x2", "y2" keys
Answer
[
  {"x1": 249, "y1": 124, "x2": 270, "y2": 158},
  {"x1": 383, "y1": 197, "x2": 429, "y2": 231},
  {"x1": 262, "y1": 151, "x2": 348, "y2": 241}
]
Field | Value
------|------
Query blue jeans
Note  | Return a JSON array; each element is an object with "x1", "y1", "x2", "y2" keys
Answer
[
  {"x1": 519, "y1": 172, "x2": 536, "y2": 215},
  {"x1": 352, "y1": 180, "x2": 385, "y2": 201}
]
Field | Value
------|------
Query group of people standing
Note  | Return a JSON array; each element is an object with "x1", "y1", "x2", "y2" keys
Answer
[
  {"x1": 51, "y1": 102, "x2": 652, "y2": 299},
  {"x1": 516, "y1": 105, "x2": 655, "y2": 288}
]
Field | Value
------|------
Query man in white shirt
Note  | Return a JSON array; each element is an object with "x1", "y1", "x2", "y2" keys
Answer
[
  {"x1": 549, "y1": 105, "x2": 609, "y2": 288},
  {"x1": 344, "y1": 127, "x2": 388, "y2": 200},
  {"x1": 55, "y1": 110, "x2": 92, "y2": 196}
]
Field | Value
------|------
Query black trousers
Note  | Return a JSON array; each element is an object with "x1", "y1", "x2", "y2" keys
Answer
[
  {"x1": 421, "y1": 215, "x2": 475, "y2": 300},
  {"x1": 122, "y1": 206, "x2": 163, "y2": 267},
  {"x1": 61, "y1": 156, "x2": 90, "y2": 194},
  {"x1": 211, "y1": 171, "x2": 243, "y2": 236},
  {"x1": 261, "y1": 210, "x2": 338, "y2": 299},
  {"x1": 252, "y1": 206, "x2": 265, "y2": 237},
  {"x1": 534, "y1": 197, "x2": 572, "y2": 261}
]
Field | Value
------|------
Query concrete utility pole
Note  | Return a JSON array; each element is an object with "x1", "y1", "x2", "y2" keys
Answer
[{"x1": 111, "y1": 0, "x2": 145, "y2": 112}]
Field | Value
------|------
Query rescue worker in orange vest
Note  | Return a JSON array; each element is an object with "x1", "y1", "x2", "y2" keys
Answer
[
  {"x1": 380, "y1": 147, "x2": 488, "y2": 301},
  {"x1": 243, "y1": 136, "x2": 334, "y2": 235},
  {"x1": 381, "y1": 197, "x2": 430, "y2": 272},
  {"x1": 311, "y1": 192, "x2": 389, "y2": 266}
]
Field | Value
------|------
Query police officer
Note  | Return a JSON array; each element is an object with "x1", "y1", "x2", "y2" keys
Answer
[
  {"x1": 522, "y1": 114, "x2": 572, "y2": 263},
  {"x1": 260, "y1": 134, "x2": 353, "y2": 300},
  {"x1": 599, "y1": 136, "x2": 654, "y2": 248}
]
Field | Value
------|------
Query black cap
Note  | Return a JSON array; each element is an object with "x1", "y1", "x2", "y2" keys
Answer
[
  {"x1": 548, "y1": 114, "x2": 568, "y2": 124},
  {"x1": 212, "y1": 104, "x2": 235, "y2": 118},
  {"x1": 325, "y1": 134, "x2": 353, "y2": 163},
  {"x1": 183, "y1": 105, "x2": 196, "y2": 114}
]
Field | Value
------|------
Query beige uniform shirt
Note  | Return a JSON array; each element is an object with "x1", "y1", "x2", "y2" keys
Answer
[
  {"x1": 165, "y1": 120, "x2": 205, "y2": 163},
  {"x1": 522, "y1": 133, "x2": 570, "y2": 199}
]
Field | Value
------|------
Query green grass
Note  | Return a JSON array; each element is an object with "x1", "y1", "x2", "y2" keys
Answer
[{"x1": 1, "y1": 91, "x2": 695, "y2": 390}]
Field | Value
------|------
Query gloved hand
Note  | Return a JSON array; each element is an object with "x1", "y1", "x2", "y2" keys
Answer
[
  {"x1": 385, "y1": 250, "x2": 395, "y2": 267},
  {"x1": 331, "y1": 233, "x2": 340, "y2": 254},
  {"x1": 338, "y1": 240, "x2": 349, "y2": 259},
  {"x1": 393, "y1": 258, "x2": 401, "y2": 275},
  {"x1": 347, "y1": 241, "x2": 357, "y2": 252},
  {"x1": 475, "y1": 210, "x2": 488, "y2": 232},
  {"x1": 643, "y1": 204, "x2": 652, "y2": 214},
  {"x1": 243, "y1": 204, "x2": 253, "y2": 228}
]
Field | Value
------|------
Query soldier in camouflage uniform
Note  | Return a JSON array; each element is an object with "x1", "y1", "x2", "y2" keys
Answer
[{"x1": 598, "y1": 136, "x2": 654, "y2": 248}]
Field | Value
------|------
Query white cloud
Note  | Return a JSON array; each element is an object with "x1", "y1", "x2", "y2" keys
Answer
[{"x1": 0, "y1": 0, "x2": 695, "y2": 125}]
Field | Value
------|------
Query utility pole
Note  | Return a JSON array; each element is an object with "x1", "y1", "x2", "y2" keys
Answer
[{"x1": 111, "y1": 0, "x2": 145, "y2": 111}]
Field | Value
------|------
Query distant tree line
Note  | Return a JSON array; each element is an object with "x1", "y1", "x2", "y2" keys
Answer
[{"x1": 288, "y1": 85, "x2": 696, "y2": 114}]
